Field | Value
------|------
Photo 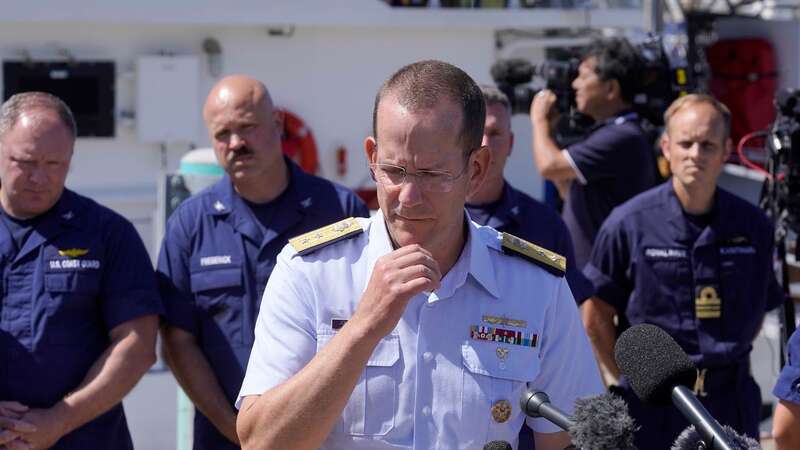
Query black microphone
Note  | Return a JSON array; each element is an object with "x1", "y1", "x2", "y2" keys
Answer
[
  {"x1": 520, "y1": 390, "x2": 574, "y2": 431},
  {"x1": 614, "y1": 324, "x2": 737, "y2": 450},
  {"x1": 483, "y1": 440, "x2": 512, "y2": 450},
  {"x1": 521, "y1": 390, "x2": 638, "y2": 450},
  {"x1": 671, "y1": 425, "x2": 761, "y2": 450}
]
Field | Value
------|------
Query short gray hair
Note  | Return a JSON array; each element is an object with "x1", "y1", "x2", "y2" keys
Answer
[
  {"x1": 480, "y1": 84, "x2": 511, "y2": 115},
  {"x1": 372, "y1": 60, "x2": 485, "y2": 158},
  {"x1": 0, "y1": 92, "x2": 77, "y2": 139}
]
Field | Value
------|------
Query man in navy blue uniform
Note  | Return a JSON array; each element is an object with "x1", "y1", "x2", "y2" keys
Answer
[
  {"x1": 583, "y1": 94, "x2": 781, "y2": 448},
  {"x1": 530, "y1": 37, "x2": 657, "y2": 270},
  {"x1": 773, "y1": 327, "x2": 800, "y2": 449},
  {"x1": 0, "y1": 92, "x2": 162, "y2": 449},
  {"x1": 157, "y1": 75, "x2": 368, "y2": 449},
  {"x1": 469, "y1": 84, "x2": 596, "y2": 450}
]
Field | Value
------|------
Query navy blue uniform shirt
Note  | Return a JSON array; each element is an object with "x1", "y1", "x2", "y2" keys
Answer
[
  {"x1": 0, "y1": 189, "x2": 163, "y2": 450},
  {"x1": 466, "y1": 181, "x2": 593, "y2": 303},
  {"x1": 585, "y1": 181, "x2": 781, "y2": 448},
  {"x1": 563, "y1": 111, "x2": 657, "y2": 269},
  {"x1": 157, "y1": 159, "x2": 368, "y2": 450},
  {"x1": 774, "y1": 328, "x2": 800, "y2": 405}
]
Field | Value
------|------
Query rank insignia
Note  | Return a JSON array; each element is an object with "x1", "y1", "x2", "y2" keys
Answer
[
  {"x1": 501, "y1": 232, "x2": 565, "y2": 277},
  {"x1": 491, "y1": 399, "x2": 512, "y2": 423},
  {"x1": 482, "y1": 315, "x2": 527, "y2": 329},
  {"x1": 58, "y1": 248, "x2": 89, "y2": 257},
  {"x1": 695, "y1": 285, "x2": 721, "y2": 319},
  {"x1": 470, "y1": 325, "x2": 538, "y2": 347},
  {"x1": 289, "y1": 217, "x2": 363, "y2": 255}
]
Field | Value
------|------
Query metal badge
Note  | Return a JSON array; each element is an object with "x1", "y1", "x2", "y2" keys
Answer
[
  {"x1": 491, "y1": 399, "x2": 512, "y2": 423},
  {"x1": 496, "y1": 347, "x2": 510, "y2": 370}
]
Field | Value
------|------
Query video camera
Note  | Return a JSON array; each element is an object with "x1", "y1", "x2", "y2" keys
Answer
[
  {"x1": 490, "y1": 35, "x2": 690, "y2": 130},
  {"x1": 764, "y1": 89, "x2": 800, "y2": 232},
  {"x1": 760, "y1": 88, "x2": 800, "y2": 362},
  {"x1": 490, "y1": 58, "x2": 579, "y2": 116}
]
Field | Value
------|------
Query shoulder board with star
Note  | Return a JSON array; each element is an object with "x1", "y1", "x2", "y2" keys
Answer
[
  {"x1": 288, "y1": 217, "x2": 364, "y2": 256},
  {"x1": 500, "y1": 232, "x2": 566, "y2": 277}
]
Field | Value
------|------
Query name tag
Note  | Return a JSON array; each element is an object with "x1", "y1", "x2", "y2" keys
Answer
[
  {"x1": 644, "y1": 247, "x2": 687, "y2": 260},
  {"x1": 200, "y1": 255, "x2": 232, "y2": 267},
  {"x1": 720, "y1": 246, "x2": 756, "y2": 255}
]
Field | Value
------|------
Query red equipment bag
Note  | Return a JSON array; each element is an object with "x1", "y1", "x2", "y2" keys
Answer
[{"x1": 707, "y1": 37, "x2": 778, "y2": 147}]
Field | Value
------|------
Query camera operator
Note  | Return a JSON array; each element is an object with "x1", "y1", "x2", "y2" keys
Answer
[{"x1": 530, "y1": 37, "x2": 658, "y2": 270}]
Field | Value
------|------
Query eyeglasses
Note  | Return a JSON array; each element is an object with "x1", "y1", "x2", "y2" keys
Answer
[{"x1": 369, "y1": 161, "x2": 469, "y2": 193}]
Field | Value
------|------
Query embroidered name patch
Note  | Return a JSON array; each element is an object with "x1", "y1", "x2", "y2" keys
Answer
[
  {"x1": 200, "y1": 255, "x2": 232, "y2": 266},
  {"x1": 719, "y1": 246, "x2": 756, "y2": 255},
  {"x1": 644, "y1": 247, "x2": 688, "y2": 259},
  {"x1": 470, "y1": 325, "x2": 537, "y2": 347}
]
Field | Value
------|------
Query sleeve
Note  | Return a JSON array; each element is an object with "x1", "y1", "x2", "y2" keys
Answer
[
  {"x1": 156, "y1": 212, "x2": 198, "y2": 334},
  {"x1": 774, "y1": 329, "x2": 800, "y2": 404},
  {"x1": 101, "y1": 216, "x2": 164, "y2": 330},
  {"x1": 526, "y1": 277, "x2": 604, "y2": 432},
  {"x1": 236, "y1": 247, "x2": 318, "y2": 407},
  {"x1": 582, "y1": 217, "x2": 633, "y2": 312},
  {"x1": 556, "y1": 224, "x2": 594, "y2": 304},
  {"x1": 565, "y1": 126, "x2": 635, "y2": 184}
]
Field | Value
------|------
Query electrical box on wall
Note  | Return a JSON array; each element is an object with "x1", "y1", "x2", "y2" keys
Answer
[
  {"x1": 3, "y1": 61, "x2": 116, "y2": 137},
  {"x1": 136, "y1": 55, "x2": 199, "y2": 144}
]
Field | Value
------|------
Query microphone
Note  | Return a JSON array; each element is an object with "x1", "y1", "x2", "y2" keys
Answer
[
  {"x1": 671, "y1": 425, "x2": 761, "y2": 450},
  {"x1": 571, "y1": 393, "x2": 637, "y2": 450},
  {"x1": 520, "y1": 390, "x2": 573, "y2": 431},
  {"x1": 520, "y1": 390, "x2": 638, "y2": 450},
  {"x1": 483, "y1": 440, "x2": 512, "y2": 450},
  {"x1": 614, "y1": 324, "x2": 737, "y2": 450}
]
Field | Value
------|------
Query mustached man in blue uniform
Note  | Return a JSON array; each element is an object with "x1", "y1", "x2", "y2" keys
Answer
[
  {"x1": 583, "y1": 94, "x2": 782, "y2": 449},
  {"x1": 157, "y1": 75, "x2": 368, "y2": 449},
  {"x1": 0, "y1": 92, "x2": 162, "y2": 449},
  {"x1": 530, "y1": 37, "x2": 657, "y2": 271}
]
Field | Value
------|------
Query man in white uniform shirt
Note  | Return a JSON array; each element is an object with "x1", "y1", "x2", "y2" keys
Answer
[{"x1": 236, "y1": 60, "x2": 602, "y2": 450}]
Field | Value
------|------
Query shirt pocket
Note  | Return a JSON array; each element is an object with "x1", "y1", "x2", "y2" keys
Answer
[
  {"x1": 318, "y1": 332, "x2": 401, "y2": 437},
  {"x1": 44, "y1": 271, "x2": 101, "y2": 309},
  {"x1": 190, "y1": 265, "x2": 244, "y2": 346},
  {"x1": 637, "y1": 257, "x2": 692, "y2": 324},
  {"x1": 718, "y1": 252, "x2": 759, "y2": 337},
  {"x1": 461, "y1": 341, "x2": 540, "y2": 437},
  {"x1": 43, "y1": 271, "x2": 102, "y2": 344}
]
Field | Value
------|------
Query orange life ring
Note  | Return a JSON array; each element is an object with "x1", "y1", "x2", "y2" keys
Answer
[{"x1": 280, "y1": 109, "x2": 319, "y2": 174}]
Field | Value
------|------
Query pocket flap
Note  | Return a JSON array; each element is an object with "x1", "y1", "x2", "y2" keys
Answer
[
  {"x1": 462, "y1": 341, "x2": 538, "y2": 382},
  {"x1": 367, "y1": 335, "x2": 400, "y2": 367},
  {"x1": 315, "y1": 332, "x2": 400, "y2": 367},
  {"x1": 190, "y1": 266, "x2": 242, "y2": 292},
  {"x1": 44, "y1": 272, "x2": 100, "y2": 294}
]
